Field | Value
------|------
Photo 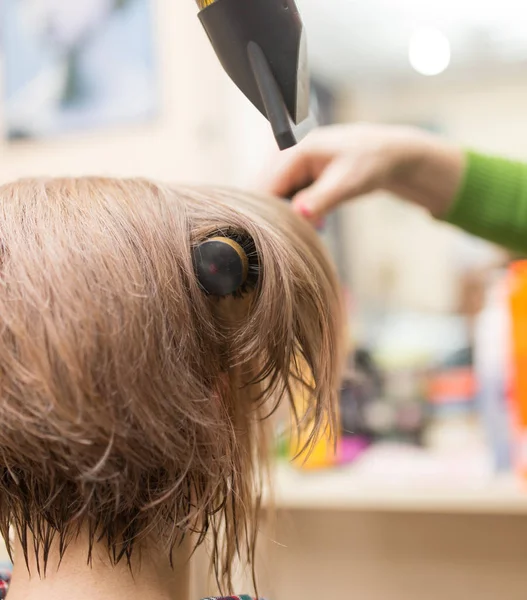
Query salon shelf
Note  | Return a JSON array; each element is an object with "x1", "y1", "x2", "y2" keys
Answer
[{"x1": 271, "y1": 460, "x2": 527, "y2": 515}]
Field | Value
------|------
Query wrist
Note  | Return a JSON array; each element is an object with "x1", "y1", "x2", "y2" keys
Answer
[{"x1": 386, "y1": 129, "x2": 465, "y2": 217}]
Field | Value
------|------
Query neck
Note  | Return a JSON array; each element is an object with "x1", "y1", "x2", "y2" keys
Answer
[{"x1": 6, "y1": 530, "x2": 191, "y2": 600}]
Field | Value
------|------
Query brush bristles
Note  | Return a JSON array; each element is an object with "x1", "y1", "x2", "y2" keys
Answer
[{"x1": 196, "y1": 0, "x2": 217, "y2": 9}]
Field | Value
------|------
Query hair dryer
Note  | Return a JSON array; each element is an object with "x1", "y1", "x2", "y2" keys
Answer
[{"x1": 195, "y1": 0, "x2": 313, "y2": 150}]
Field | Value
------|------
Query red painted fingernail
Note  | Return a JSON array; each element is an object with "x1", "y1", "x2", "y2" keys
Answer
[{"x1": 294, "y1": 202, "x2": 313, "y2": 219}]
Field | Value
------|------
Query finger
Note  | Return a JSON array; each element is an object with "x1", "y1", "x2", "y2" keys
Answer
[
  {"x1": 294, "y1": 202, "x2": 326, "y2": 229},
  {"x1": 292, "y1": 158, "x2": 357, "y2": 218},
  {"x1": 260, "y1": 146, "x2": 314, "y2": 198}
]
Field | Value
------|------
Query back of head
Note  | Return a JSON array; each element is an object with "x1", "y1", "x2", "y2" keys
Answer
[{"x1": 0, "y1": 177, "x2": 344, "y2": 591}]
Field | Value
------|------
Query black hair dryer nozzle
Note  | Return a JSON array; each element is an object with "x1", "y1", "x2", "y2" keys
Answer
[{"x1": 198, "y1": 0, "x2": 311, "y2": 150}]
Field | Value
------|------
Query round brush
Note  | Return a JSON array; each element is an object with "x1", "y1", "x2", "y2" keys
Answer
[{"x1": 192, "y1": 233, "x2": 259, "y2": 297}]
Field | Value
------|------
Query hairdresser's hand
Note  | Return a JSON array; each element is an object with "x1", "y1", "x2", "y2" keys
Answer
[{"x1": 262, "y1": 123, "x2": 465, "y2": 220}]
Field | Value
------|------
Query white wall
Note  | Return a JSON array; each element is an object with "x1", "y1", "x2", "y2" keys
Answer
[{"x1": 0, "y1": 0, "x2": 275, "y2": 187}]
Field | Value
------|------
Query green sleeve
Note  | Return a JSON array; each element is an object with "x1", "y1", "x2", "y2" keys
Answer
[{"x1": 445, "y1": 150, "x2": 527, "y2": 254}]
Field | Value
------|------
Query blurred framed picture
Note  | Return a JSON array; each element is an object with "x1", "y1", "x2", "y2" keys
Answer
[{"x1": 2, "y1": 0, "x2": 157, "y2": 140}]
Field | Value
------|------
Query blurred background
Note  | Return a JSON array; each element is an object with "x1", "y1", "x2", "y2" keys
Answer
[{"x1": 3, "y1": 0, "x2": 527, "y2": 599}]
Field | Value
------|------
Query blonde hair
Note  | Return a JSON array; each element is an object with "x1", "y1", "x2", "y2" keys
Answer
[{"x1": 0, "y1": 178, "x2": 344, "y2": 591}]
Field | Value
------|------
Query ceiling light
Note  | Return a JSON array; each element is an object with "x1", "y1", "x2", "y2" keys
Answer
[{"x1": 409, "y1": 28, "x2": 451, "y2": 76}]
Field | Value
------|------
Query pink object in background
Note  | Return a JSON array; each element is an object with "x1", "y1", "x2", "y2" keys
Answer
[{"x1": 337, "y1": 437, "x2": 370, "y2": 465}]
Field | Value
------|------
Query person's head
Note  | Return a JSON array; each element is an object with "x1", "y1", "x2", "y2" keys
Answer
[{"x1": 0, "y1": 177, "x2": 344, "y2": 591}]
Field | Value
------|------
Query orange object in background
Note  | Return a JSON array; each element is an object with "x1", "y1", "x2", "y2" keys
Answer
[
  {"x1": 290, "y1": 426, "x2": 339, "y2": 470},
  {"x1": 288, "y1": 394, "x2": 340, "y2": 471},
  {"x1": 508, "y1": 261, "x2": 527, "y2": 478},
  {"x1": 427, "y1": 367, "x2": 477, "y2": 405},
  {"x1": 288, "y1": 356, "x2": 340, "y2": 470}
]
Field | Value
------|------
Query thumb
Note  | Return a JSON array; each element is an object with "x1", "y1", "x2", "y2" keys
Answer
[{"x1": 292, "y1": 158, "x2": 363, "y2": 218}]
